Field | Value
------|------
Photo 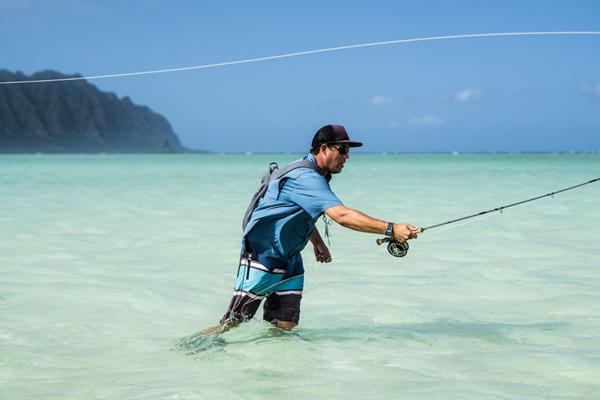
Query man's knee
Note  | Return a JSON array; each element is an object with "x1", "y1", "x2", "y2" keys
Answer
[{"x1": 275, "y1": 320, "x2": 298, "y2": 330}]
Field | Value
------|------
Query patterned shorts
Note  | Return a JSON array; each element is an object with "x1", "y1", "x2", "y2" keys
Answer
[{"x1": 220, "y1": 252, "x2": 304, "y2": 325}]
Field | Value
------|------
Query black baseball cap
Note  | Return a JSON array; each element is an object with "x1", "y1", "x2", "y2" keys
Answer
[{"x1": 311, "y1": 124, "x2": 363, "y2": 151}]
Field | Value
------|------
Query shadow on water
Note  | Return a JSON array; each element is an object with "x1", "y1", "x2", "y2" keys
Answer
[
  {"x1": 173, "y1": 332, "x2": 227, "y2": 355},
  {"x1": 172, "y1": 320, "x2": 567, "y2": 355},
  {"x1": 172, "y1": 324, "x2": 309, "y2": 356},
  {"x1": 299, "y1": 319, "x2": 567, "y2": 345}
]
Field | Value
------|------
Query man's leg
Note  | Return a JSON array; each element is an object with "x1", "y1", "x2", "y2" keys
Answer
[
  {"x1": 263, "y1": 255, "x2": 304, "y2": 329},
  {"x1": 275, "y1": 320, "x2": 298, "y2": 329},
  {"x1": 219, "y1": 291, "x2": 263, "y2": 327},
  {"x1": 199, "y1": 324, "x2": 224, "y2": 335},
  {"x1": 263, "y1": 290, "x2": 303, "y2": 329},
  {"x1": 214, "y1": 255, "x2": 285, "y2": 331}
]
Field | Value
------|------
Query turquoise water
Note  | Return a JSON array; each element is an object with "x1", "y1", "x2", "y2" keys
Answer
[{"x1": 1, "y1": 153, "x2": 599, "y2": 399}]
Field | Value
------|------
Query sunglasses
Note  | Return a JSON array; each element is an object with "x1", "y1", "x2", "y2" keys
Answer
[{"x1": 331, "y1": 144, "x2": 350, "y2": 155}]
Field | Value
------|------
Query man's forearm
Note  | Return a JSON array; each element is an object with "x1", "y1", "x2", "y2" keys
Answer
[
  {"x1": 325, "y1": 206, "x2": 387, "y2": 234},
  {"x1": 310, "y1": 227, "x2": 325, "y2": 245}
]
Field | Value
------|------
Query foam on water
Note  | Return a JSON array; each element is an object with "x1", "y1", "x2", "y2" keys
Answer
[{"x1": 1, "y1": 153, "x2": 599, "y2": 399}]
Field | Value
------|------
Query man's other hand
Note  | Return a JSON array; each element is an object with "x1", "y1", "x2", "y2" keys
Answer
[{"x1": 313, "y1": 242, "x2": 332, "y2": 263}]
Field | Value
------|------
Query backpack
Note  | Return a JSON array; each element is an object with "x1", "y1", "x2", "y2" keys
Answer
[{"x1": 242, "y1": 160, "x2": 325, "y2": 230}]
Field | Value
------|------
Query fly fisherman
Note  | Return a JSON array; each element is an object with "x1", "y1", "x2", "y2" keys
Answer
[{"x1": 204, "y1": 124, "x2": 421, "y2": 334}]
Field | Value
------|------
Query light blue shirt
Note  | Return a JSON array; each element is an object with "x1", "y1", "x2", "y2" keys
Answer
[{"x1": 243, "y1": 154, "x2": 342, "y2": 261}]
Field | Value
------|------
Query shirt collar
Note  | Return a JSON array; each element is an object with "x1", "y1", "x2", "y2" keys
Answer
[
  {"x1": 304, "y1": 153, "x2": 331, "y2": 182},
  {"x1": 305, "y1": 153, "x2": 317, "y2": 164}
]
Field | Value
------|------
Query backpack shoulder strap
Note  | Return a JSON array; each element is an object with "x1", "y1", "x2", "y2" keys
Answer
[
  {"x1": 271, "y1": 160, "x2": 326, "y2": 180},
  {"x1": 242, "y1": 159, "x2": 329, "y2": 231}
]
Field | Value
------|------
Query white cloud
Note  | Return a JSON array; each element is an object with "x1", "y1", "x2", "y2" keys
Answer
[
  {"x1": 454, "y1": 89, "x2": 481, "y2": 103},
  {"x1": 581, "y1": 83, "x2": 600, "y2": 97},
  {"x1": 409, "y1": 115, "x2": 445, "y2": 127},
  {"x1": 370, "y1": 95, "x2": 393, "y2": 106}
]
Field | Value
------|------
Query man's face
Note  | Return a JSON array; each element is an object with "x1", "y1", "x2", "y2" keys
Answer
[{"x1": 321, "y1": 144, "x2": 350, "y2": 174}]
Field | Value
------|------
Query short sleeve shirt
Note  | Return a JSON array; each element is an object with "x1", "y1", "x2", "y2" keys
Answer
[{"x1": 243, "y1": 154, "x2": 342, "y2": 261}]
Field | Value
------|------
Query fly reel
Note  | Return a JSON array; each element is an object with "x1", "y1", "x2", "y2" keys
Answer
[{"x1": 376, "y1": 237, "x2": 409, "y2": 257}]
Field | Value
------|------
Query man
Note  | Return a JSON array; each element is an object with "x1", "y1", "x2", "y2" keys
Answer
[{"x1": 207, "y1": 124, "x2": 421, "y2": 333}]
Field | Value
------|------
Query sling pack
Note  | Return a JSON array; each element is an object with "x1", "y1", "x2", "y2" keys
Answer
[{"x1": 242, "y1": 160, "x2": 327, "y2": 230}]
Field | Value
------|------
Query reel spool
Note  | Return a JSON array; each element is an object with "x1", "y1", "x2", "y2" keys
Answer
[
  {"x1": 387, "y1": 240, "x2": 409, "y2": 257},
  {"x1": 376, "y1": 237, "x2": 409, "y2": 257}
]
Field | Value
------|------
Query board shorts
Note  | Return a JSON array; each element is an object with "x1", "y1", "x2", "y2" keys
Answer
[{"x1": 220, "y1": 251, "x2": 304, "y2": 325}]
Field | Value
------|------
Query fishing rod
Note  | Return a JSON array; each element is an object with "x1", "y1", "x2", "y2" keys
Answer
[{"x1": 377, "y1": 177, "x2": 600, "y2": 257}]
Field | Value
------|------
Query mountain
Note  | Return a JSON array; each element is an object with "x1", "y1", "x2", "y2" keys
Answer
[{"x1": 0, "y1": 69, "x2": 186, "y2": 153}]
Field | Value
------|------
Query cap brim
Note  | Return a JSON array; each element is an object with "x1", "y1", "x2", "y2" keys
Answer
[{"x1": 334, "y1": 140, "x2": 363, "y2": 148}]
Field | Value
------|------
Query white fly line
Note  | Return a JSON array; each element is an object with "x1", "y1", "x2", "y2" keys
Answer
[{"x1": 2, "y1": 31, "x2": 599, "y2": 85}]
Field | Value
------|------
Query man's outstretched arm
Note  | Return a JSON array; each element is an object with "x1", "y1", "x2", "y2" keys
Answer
[{"x1": 324, "y1": 205, "x2": 421, "y2": 242}]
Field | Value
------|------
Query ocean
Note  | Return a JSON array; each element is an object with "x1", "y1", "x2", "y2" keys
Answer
[{"x1": 1, "y1": 153, "x2": 599, "y2": 399}]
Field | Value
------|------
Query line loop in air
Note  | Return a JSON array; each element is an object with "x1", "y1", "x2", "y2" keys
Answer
[{"x1": 1, "y1": 31, "x2": 599, "y2": 85}]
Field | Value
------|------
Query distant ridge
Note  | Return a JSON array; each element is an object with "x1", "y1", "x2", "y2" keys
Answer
[{"x1": 0, "y1": 69, "x2": 186, "y2": 153}]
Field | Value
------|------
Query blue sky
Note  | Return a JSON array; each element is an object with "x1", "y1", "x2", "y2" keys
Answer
[{"x1": 1, "y1": 0, "x2": 599, "y2": 152}]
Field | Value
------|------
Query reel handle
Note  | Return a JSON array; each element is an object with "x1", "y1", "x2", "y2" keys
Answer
[{"x1": 376, "y1": 237, "x2": 389, "y2": 246}]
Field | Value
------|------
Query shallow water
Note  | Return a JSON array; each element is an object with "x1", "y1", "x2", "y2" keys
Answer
[{"x1": 1, "y1": 153, "x2": 599, "y2": 399}]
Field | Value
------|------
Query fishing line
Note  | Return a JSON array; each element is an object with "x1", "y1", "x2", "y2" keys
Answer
[
  {"x1": 2, "y1": 31, "x2": 599, "y2": 85},
  {"x1": 413, "y1": 211, "x2": 498, "y2": 238},
  {"x1": 377, "y1": 177, "x2": 600, "y2": 257}
]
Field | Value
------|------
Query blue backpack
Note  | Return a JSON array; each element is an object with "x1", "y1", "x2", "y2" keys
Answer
[{"x1": 242, "y1": 160, "x2": 326, "y2": 230}]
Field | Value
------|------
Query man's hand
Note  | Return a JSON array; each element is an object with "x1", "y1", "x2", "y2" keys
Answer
[
  {"x1": 393, "y1": 223, "x2": 422, "y2": 242},
  {"x1": 313, "y1": 241, "x2": 332, "y2": 263}
]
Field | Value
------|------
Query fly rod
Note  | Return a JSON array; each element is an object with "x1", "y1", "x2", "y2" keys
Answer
[{"x1": 377, "y1": 177, "x2": 600, "y2": 257}]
